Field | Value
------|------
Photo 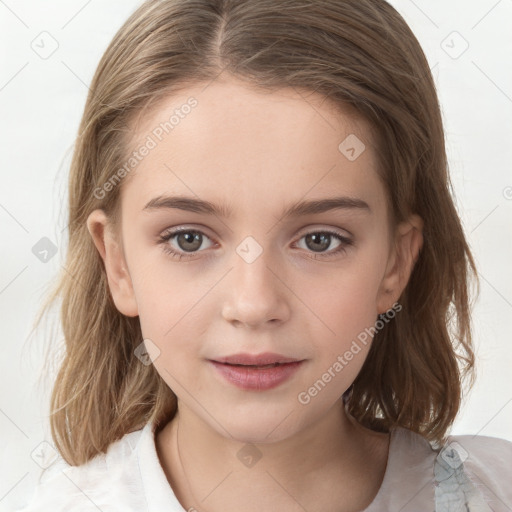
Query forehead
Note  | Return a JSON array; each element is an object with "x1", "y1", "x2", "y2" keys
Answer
[{"x1": 121, "y1": 77, "x2": 387, "y2": 219}]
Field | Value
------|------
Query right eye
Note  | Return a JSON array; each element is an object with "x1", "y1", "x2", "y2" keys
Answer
[{"x1": 157, "y1": 228, "x2": 216, "y2": 260}]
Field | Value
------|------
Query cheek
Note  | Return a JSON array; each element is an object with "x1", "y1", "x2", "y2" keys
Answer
[
  {"x1": 306, "y1": 253, "x2": 387, "y2": 373},
  {"x1": 135, "y1": 281, "x2": 202, "y2": 346},
  {"x1": 313, "y1": 255, "x2": 385, "y2": 329},
  {"x1": 136, "y1": 289, "x2": 206, "y2": 389},
  {"x1": 129, "y1": 259, "x2": 211, "y2": 371}
]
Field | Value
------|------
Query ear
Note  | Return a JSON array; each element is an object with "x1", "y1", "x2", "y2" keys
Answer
[
  {"x1": 376, "y1": 214, "x2": 424, "y2": 315},
  {"x1": 86, "y1": 209, "x2": 139, "y2": 317}
]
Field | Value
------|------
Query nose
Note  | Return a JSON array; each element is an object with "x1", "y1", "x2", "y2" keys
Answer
[{"x1": 221, "y1": 246, "x2": 291, "y2": 328}]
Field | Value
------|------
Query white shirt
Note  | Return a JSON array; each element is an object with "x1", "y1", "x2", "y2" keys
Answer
[{"x1": 14, "y1": 420, "x2": 512, "y2": 511}]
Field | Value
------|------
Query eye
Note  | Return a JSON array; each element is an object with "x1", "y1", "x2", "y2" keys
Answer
[
  {"x1": 157, "y1": 227, "x2": 353, "y2": 261},
  {"x1": 157, "y1": 228, "x2": 215, "y2": 261},
  {"x1": 293, "y1": 230, "x2": 353, "y2": 259}
]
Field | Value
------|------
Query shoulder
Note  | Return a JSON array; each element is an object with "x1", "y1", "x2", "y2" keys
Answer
[
  {"x1": 365, "y1": 427, "x2": 512, "y2": 512},
  {"x1": 440, "y1": 432, "x2": 512, "y2": 508},
  {"x1": 364, "y1": 426, "x2": 439, "y2": 511},
  {"x1": 443, "y1": 431, "x2": 512, "y2": 466},
  {"x1": 14, "y1": 425, "x2": 149, "y2": 512}
]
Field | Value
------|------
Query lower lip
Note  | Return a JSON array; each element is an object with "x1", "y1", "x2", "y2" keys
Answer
[{"x1": 209, "y1": 360, "x2": 304, "y2": 390}]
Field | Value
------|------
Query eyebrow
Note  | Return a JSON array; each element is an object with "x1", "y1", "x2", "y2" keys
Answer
[{"x1": 142, "y1": 195, "x2": 371, "y2": 218}]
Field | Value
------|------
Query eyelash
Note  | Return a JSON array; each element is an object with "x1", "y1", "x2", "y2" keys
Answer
[{"x1": 157, "y1": 227, "x2": 353, "y2": 261}]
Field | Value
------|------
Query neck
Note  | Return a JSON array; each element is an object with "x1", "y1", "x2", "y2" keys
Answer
[{"x1": 155, "y1": 399, "x2": 389, "y2": 512}]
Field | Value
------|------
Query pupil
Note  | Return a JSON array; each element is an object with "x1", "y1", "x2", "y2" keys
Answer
[
  {"x1": 178, "y1": 232, "x2": 201, "y2": 252},
  {"x1": 307, "y1": 233, "x2": 330, "y2": 252}
]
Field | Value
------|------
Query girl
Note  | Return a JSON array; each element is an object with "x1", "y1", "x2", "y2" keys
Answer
[{"x1": 17, "y1": 0, "x2": 512, "y2": 511}]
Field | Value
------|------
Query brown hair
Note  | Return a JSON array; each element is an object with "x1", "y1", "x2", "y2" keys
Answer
[{"x1": 32, "y1": 0, "x2": 478, "y2": 465}]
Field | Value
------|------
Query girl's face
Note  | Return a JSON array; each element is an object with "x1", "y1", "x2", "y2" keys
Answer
[{"x1": 89, "y1": 76, "x2": 421, "y2": 443}]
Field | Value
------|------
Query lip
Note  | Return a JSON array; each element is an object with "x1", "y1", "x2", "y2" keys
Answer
[
  {"x1": 212, "y1": 352, "x2": 301, "y2": 366},
  {"x1": 208, "y1": 357, "x2": 305, "y2": 391}
]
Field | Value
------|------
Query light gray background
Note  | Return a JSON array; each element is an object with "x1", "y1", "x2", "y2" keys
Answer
[{"x1": 1, "y1": 0, "x2": 511, "y2": 509}]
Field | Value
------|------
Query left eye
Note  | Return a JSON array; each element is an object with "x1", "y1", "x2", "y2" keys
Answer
[
  {"x1": 294, "y1": 231, "x2": 352, "y2": 256},
  {"x1": 157, "y1": 228, "x2": 353, "y2": 260}
]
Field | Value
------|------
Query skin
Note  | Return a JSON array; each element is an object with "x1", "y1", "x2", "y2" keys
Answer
[{"x1": 87, "y1": 75, "x2": 423, "y2": 512}]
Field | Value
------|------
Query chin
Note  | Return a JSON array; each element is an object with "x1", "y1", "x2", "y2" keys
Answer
[{"x1": 210, "y1": 406, "x2": 304, "y2": 445}]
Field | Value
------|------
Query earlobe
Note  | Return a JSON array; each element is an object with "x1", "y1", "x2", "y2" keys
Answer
[
  {"x1": 376, "y1": 214, "x2": 424, "y2": 314},
  {"x1": 86, "y1": 209, "x2": 139, "y2": 317}
]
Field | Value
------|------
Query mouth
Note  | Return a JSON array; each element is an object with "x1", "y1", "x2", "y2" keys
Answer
[
  {"x1": 212, "y1": 352, "x2": 302, "y2": 366},
  {"x1": 208, "y1": 358, "x2": 305, "y2": 390},
  {"x1": 219, "y1": 362, "x2": 288, "y2": 369}
]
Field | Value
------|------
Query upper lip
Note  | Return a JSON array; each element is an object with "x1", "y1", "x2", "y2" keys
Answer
[{"x1": 211, "y1": 352, "x2": 302, "y2": 365}]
